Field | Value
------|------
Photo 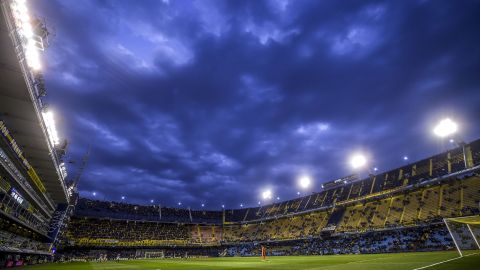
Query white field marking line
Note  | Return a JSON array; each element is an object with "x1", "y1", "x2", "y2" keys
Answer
[{"x1": 411, "y1": 252, "x2": 480, "y2": 270}]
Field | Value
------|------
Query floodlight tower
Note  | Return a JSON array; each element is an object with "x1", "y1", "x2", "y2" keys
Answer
[
  {"x1": 349, "y1": 153, "x2": 376, "y2": 177},
  {"x1": 298, "y1": 175, "x2": 312, "y2": 189},
  {"x1": 433, "y1": 118, "x2": 468, "y2": 169},
  {"x1": 433, "y1": 118, "x2": 458, "y2": 139},
  {"x1": 350, "y1": 154, "x2": 367, "y2": 169},
  {"x1": 262, "y1": 189, "x2": 272, "y2": 200}
]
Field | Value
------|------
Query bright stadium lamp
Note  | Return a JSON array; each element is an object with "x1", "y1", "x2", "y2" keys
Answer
[
  {"x1": 350, "y1": 154, "x2": 367, "y2": 169},
  {"x1": 262, "y1": 189, "x2": 272, "y2": 200},
  {"x1": 298, "y1": 175, "x2": 312, "y2": 189},
  {"x1": 433, "y1": 118, "x2": 458, "y2": 138},
  {"x1": 10, "y1": 0, "x2": 42, "y2": 70},
  {"x1": 42, "y1": 111, "x2": 60, "y2": 145}
]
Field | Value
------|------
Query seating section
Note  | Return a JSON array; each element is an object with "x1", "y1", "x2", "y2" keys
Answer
[
  {"x1": 334, "y1": 176, "x2": 480, "y2": 233},
  {"x1": 0, "y1": 230, "x2": 49, "y2": 253},
  {"x1": 190, "y1": 225, "x2": 222, "y2": 244},
  {"x1": 63, "y1": 138, "x2": 480, "y2": 249},
  {"x1": 64, "y1": 175, "x2": 480, "y2": 247},
  {"x1": 227, "y1": 224, "x2": 452, "y2": 256},
  {"x1": 66, "y1": 217, "x2": 190, "y2": 247},
  {"x1": 224, "y1": 211, "x2": 330, "y2": 242}
]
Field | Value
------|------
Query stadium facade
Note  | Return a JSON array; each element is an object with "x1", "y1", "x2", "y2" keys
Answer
[
  {"x1": 59, "y1": 139, "x2": 480, "y2": 260},
  {"x1": 0, "y1": 0, "x2": 70, "y2": 267}
]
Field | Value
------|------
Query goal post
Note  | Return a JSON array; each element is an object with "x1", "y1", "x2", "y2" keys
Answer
[
  {"x1": 144, "y1": 251, "x2": 165, "y2": 259},
  {"x1": 444, "y1": 216, "x2": 480, "y2": 257}
]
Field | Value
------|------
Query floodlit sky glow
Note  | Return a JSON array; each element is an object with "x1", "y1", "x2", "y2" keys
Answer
[
  {"x1": 433, "y1": 118, "x2": 458, "y2": 138},
  {"x1": 350, "y1": 154, "x2": 367, "y2": 169},
  {"x1": 298, "y1": 175, "x2": 312, "y2": 189},
  {"x1": 33, "y1": 0, "x2": 480, "y2": 209}
]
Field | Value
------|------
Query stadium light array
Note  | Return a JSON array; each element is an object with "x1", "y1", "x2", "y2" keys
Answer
[
  {"x1": 350, "y1": 154, "x2": 367, "y2": 169},
  {"x1": 178, "y1": 202, "x2": 182, "y2": 206},
  {"x1": 240, "y1": 203, "x2": 244, "y2": 208},
  {"x1": 42, "y1": 111, "x2": 60, "y2": 146},
  {"x1": 403, "y1": 156, "x2": 409, "y2": 161},
  {"x1": 298, "y1": 175, "x2": 312, "y2": 189},
  {"x1": 433, "y1": 118, "x2": 458, "y2": 138},
  {"x1": 201, "y1": 203, "x2": 205, "y2": 207},
  {"x1": 262, "y1": 189, "x2": 272, "y2": 200},
  {"x1": 150, "y1": 199, "x2": 154, "y2": 203},
  {"x1": 10, "y1": 0, "x2": 42, "y2": 70},
  {"x1": 121, "y1": 196, "x2": 125, "y2": 200}
]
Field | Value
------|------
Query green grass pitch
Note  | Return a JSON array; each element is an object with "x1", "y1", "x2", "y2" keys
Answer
[{"x1": 22, "y1": 251, "x2": 480, "y2": 270}]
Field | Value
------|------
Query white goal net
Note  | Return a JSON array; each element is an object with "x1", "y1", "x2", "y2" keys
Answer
[
  {"x1": 144, "y1": 251, "x2": 165, "y2": 259},
  {"x1": 444, "y1": 216, "x2": 480, "y2": 257}
]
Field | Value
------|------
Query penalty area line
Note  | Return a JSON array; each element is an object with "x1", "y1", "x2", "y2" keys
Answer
[{"x1": 411, "y1": 253, "x2": 479, "y2": 270}]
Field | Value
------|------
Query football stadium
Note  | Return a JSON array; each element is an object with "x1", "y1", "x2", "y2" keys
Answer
[{"x1": 1, "y1": 0, "x2": 480, "y2": 269}]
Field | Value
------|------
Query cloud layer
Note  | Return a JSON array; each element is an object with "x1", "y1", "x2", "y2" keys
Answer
[{"x1": 33, "y1": 0, "x2": 480, "y2": 209}]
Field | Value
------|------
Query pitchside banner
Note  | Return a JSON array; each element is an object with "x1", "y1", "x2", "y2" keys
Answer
[{"x1": 0, "y1": 120, "x2": 46, "y2": 193}]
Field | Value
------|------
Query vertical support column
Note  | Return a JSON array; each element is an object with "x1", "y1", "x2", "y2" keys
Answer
[
  {"x1": 384, "y1": 197, "x2": 394, "y2": 226},
  {"x1": 429, "y1": 159, "x2": 433, "y2": 177},
  {"x1": 460, "y1": 184, "x2": 464, "y2": 215},
  {"x1": 418, "y1": 189, "x2": 426, "y2": 220},
  {"x1": 464, "y1": 145, "x2": 473, "y2": 169},
  {"x1": 222, "y1": 209, "x2": 225, "y2": 224},
  {"x1": 444, "y1": 218, "x2": 463, "y2": 257},
  {"x1": 437, "y1": 185, "x2": 443, "y2": 216},
  {"x1": 369, "y1": 176, "x2": 376, "y2": 194},
  {"x1": 347, "y1": 184, "x2": 353, "y2": 200},
  {"x1": 447, "y1": 152, "x2": 452, "y2": 174}
]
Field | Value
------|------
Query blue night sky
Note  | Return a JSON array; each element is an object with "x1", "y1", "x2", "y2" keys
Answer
[{"x1": 33, "y1": 0, "x2": 480, "y2": 209}]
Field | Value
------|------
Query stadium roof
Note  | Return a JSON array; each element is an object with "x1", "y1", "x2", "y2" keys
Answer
[{"x1": 0, "y1": 5, "x2": 68, "y2": 204}]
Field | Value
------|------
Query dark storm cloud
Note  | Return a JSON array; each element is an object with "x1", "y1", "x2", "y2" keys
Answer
[{"x1": 33, "y1": 0, "x2": 480, "y2": 209}]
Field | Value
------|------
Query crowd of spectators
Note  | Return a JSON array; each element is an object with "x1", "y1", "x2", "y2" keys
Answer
[
  {"x1": 0, "y1": 231, "x2": 49, "y2": 254},
  {"x1": 66, "y1": 217, "x2": 190, "y2": 247},
  {"x1": 57, "y1": 223, "x2": 461, "y2": 260},
  {"x1": 223, "y1": 211, "x2": 330, "y2": 242},
  {"x1": 226, "y1": 223, "x2": 453, "y2": 257},
  {"x1": 0, "y1": 190, "x2": 49, "y2": 235}
]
